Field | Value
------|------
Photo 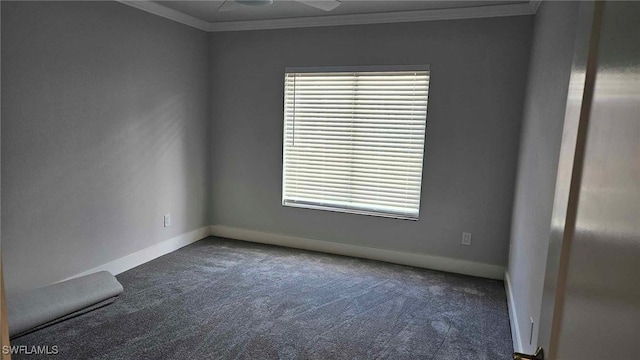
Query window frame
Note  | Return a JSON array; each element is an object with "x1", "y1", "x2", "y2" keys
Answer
[{"x1": 281, "y1": 65, "x2": 430, "y2": 221}]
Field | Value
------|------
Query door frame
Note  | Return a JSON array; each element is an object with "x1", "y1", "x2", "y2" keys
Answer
[{"x1": 536, "y1": 2, "x2": 604, "y2": 358}]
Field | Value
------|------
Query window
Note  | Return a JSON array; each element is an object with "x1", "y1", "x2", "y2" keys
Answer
[{"x1": 282, "y1": 66, "x2": 430, "y2": 220}]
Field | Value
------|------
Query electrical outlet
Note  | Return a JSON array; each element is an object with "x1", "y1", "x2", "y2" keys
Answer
[
  {"x1": 461, "y1": 232, "x2": 472, "y2": 246},
  {"x1": 164, "y1": 214, "x2": 171, "y2": 227}
]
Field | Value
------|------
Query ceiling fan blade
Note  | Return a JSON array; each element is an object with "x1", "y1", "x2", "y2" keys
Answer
[
  {"x1": 295, "y1": 0, "x2": 342, "y2": 12},
  {"x1": 217, "y1": 0, "x2": 246, "y2": 12}
]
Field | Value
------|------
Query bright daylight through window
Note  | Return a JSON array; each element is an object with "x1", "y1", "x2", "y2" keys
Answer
[{"x1": 282, "y1": 66, "x2": 430, "y2": 220}]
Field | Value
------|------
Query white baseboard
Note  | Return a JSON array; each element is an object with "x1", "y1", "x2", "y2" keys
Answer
[
  {"x1": 61, "y1": 224, "x2": 505, "y2": 286},
  {"x1": 209, "y1": 225, "x2": 505, "y2": 280},
  {"x1": 62, "y1": 226, "x2": 211, "y2": 281},
  {"x1": 505, "y1": 270, "x2": 523, "y2": 352}
]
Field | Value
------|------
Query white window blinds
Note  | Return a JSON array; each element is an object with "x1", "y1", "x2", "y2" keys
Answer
[{"x1": 282, "y1": 66, "x2": 430, "y2": 220}]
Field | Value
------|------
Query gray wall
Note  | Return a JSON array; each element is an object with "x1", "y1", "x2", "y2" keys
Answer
[
  {"x1": 1, "y1": 1, "x2": 210, "y2": 294},
  {"x1": 209, "y1": 17, "x2": 533, "y2": 266},
  {"x1": 506, "y1": 1, "x2": 579, "y2": 353}
]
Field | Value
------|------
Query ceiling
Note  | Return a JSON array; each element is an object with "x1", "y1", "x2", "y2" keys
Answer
[
  {"x1": 157, "y1": 1, "x2": 528, "y2": 23},
  {"x1": 119, "y1": 0, "x2": 540, "y2": 32}
]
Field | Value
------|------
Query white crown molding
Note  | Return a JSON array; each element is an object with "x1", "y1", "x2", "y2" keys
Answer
[
  {"x1": 116, "y1": 0, "x2": 210, "y2": 31},
  {"x1": 529, "y1": 0, "x2": 543, "y2": 14},
  {"x1": 208, "y1": 2, "x2": 537, "y2": 32},
  {"x1": 118, "y1": 1, "x2": 541, "y2": 33},
  {"x1": 210, "y1": 225, "x2": 505, "y2": 279}
]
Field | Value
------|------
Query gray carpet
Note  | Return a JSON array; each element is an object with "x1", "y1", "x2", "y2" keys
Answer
[{"x1": 12, "y1": 237, "x2": 513, "y2": 359}]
